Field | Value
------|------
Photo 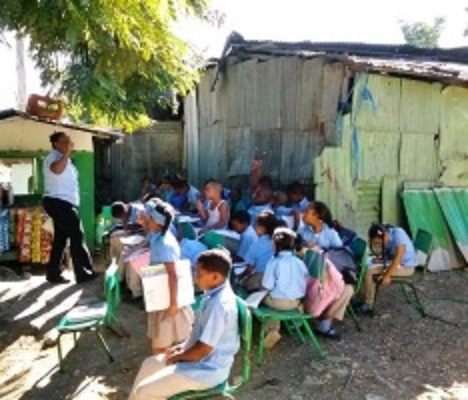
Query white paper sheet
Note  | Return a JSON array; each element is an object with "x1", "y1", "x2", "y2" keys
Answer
[{"x1": 244, "y1": 290, "x2": 269, "y2": 308}]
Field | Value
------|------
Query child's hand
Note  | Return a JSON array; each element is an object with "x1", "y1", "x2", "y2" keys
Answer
[
  {"x1": 166, "y1": 354, "x2": 181, "y2": 365},
  {"x1": 381, "y1": 274, "x2": 392, "y2": 286},
  {"x1": 166, "y1": 304, "x2": 179, "y2": 317},
  {"x1": 195, "y1": 200, "x2": 204, "y2": 213}
]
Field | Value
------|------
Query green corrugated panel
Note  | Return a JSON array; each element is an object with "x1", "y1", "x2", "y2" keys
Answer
[
  {"x1": 403, "y1": 190, "x2": 462, "y2": 271},
  {"x1": 435, "y1": 188, "x2": 468, "y2": 263},
  {"x1": 353, "y1": 74, "x2": 400, "y2": 133},
  {"x1": 439, "y1": 86, "x2": 468, "y2": 187},
  {"x1": 356, "y1": 180, "x2": 381, "y2": 237},
  {"x1": 382, "y1": 176, "x2": 401, "y2": 226},
  {"x1": 399, "y1": 134, "x2": 439, "y2": 181}
]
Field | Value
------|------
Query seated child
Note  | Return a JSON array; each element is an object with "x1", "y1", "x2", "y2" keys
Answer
[
  {"x1": 230, "y1": 210, "x2": 258, "y2": 262},
  {"x1": 172, "y1": 178, "x2": 201, "y2": 213},
  {"x1": 357, "y1": 223, "x2": 418, "y2": 315},
  {"x1": 129, "y1": 249, "x2": 240, "y2": 400},
  {"x1": 248, "y1": 160, "x2": 273, "y2": 227},
  {"x1": 261, "y1": 227, "x2": 309, "y2": 349},
  {"x1": 157, "y1": 173, "x2": 175, "y2": 203},
  {"x1": 228, "y1": 187, "x2": 247, "y2": 215},
  {"x1": 286, "y1": 181, "x2": 310, "y2": 229},
  {"x1": 273, "y1": 191, "x2": 292, "y2": 218},
  {"x1": 239, "y1": 211, "x2": 277, "y2": 292},
  {"x1": 144, "y1": 199, "x2": 194, "y2": 354},
  {"x1": 196, "y1": 180, "x2": 229, "y2": 234},
  {"x1": 299, "y1": 202, "x2": 353, "y2": 339}
]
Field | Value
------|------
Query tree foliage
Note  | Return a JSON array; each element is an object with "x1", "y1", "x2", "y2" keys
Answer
[
  {"x1": 0, "y1": 0, "x2": 209, "y2": 131},
  {"x1": 400, "y1": 17, "x2": 445, "y2": 48}
]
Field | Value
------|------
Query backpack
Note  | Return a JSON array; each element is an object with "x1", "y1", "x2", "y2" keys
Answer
[
  {"x1": 323, "y1": 247, "x2": 358, "y2": 284},
  {"x1": 304, "y1": 253, "x2": 345, "y2": 317}
]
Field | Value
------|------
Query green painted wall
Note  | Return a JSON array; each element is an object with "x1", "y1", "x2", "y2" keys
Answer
[{"x1": 0, "y1": 150, "x2": 95, "y2": 251}]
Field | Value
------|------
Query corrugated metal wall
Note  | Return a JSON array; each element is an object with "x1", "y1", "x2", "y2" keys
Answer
[
  {"x1": 193, "y1": 56, "x2": 345, "y2": 186},
  {"x1": 111, "y1": 121, "x2": 183, "y2": 201},
  {"x1": 315, "y1": 73, "x2": 468, "y2": 241}
]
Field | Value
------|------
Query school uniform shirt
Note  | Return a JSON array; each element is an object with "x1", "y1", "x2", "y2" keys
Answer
[
  {"x1": 180, "y1": 238, "x2": 208, "y2": 273},
  {"x1": 386, "y1": 227, "x2": 418, "y2": 267},
  {"x1": 247, "y1": 204, "x2": 273, "y2": 227},
  {"x1": 236, "y1": 225, "x2": 258, "y2": 260},
  {"x1": 43, "y1": 150, "x2": 80, "y2": 206},
  {"x1": 176, "y1": 282, "x2": 240, "y2": 386},
  {"x1": 274, "y1": 206, "x2": 293, "y2": 217},
  {"x1": 244, "y1": 234, "x2": 274, "y2": 273},
  {"x1": 292, "y1": 197, "x2": 310, "y2": 213},
  {"x1": 298, "y1": 223, "x2": 343, "y2": 250},
  {"x1": 149, "y1": 230, "x2": 181, "y2": 264},
  {"x1": 128, "y1": 203, "x2": 145, "y2": 225},
  {"x1": 262, "y1": 251, "x2": 309, "y2": 300}
]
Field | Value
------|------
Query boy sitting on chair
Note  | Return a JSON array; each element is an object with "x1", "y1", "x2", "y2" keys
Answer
[{"x1": 129, "y1": 249, "x2": 240, "y2": 400}]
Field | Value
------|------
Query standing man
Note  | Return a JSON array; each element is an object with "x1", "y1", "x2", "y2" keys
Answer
[{"x1": 43, "y1": 131, "x2": 96, "y2": 284}]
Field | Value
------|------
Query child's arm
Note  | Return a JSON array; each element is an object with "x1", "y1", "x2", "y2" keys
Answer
[
  {"x1": 261, "y1": 261, "x2": 275, "y2": 291},
  {"x1": 381, "y1": 244, "x2": 405, "y2": 286},
  {"x1": 196, "y1": 200, "x2": 208, "y2": 221},
  {"x1": 165, "y1": 262, "x2": 179, "y2": 316},
  {"x1": 166, "y1": 341, "x2": 213, "y2": 364},
  {"x1": 250, "y1": 160, "x2": 262, "y2": 192}
]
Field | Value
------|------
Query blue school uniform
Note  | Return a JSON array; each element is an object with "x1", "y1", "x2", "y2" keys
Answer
[
  {"x1": 169, "y1": 192, "x2": 188, "y2": 212},
  {"x1": 274, "y1": 205, "x2": 293, "y2": 218},
  {"x1": 244, "y1": 234, "x2": 274, "y2": 273},
  {"x1": 262, "y1": 251, "x2": 309, "y2": 300},
  {"x1": 236, "y1": 225, "x2": 258, "y2": 260},
  {"x1": 298, "y1": 223, "x2": 342, "y2": 250},
  {"x1": 187, "y1": 186, "x2": 201, "y2": 210},
  {"x1": 247, "y1": 204, "x2": 273, "y2": 227},
  {"x1": 176, "y1": 282, "x2": 240, "y2": 386},
  {"x1": 386, "y1": 227, "x2": 418, "y2": 267},
  {"x1": 291, "y1": 197, "x2": 310, "y2": 212},
  {"x1": 149, "y1": 231, "x2": 180, "y2": 264},
  {"x1": 128, "y1": 203, "x2": 145, "y2": 225}
]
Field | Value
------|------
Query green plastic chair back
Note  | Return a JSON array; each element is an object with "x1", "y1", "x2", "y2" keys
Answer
[
  {"x1": 201, "y1": 231, "x2": 225, "y2": 249},
  {"x1": 349, "y1": 237, "x2": 369, "y2": 292},
  {"x1": 102, "y1": 205, "x2": 113, "y2": 220},
  {"x1": 104, "y1": 262, "x2": 121, "y2": 325},
  {"x1": 303, "y1": 249, "x2": 326, "y2": 281},
  {"x1": 180, "y1": 222, "x2": 197, "y2": 240}
]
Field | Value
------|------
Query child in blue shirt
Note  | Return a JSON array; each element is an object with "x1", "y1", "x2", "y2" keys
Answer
[
  {"x1": 230, "y1": 210, "x2": 258, "y2": 262},
  {"x1": 239, "y1": 211, "x2": 277, "y2": 292},
  {"x1": 357, "y1": 223, "x2": 418, "y2": 314},
  {"x1": 262, "y1": 227, "x2": 309, "y2": 349},
  {"x1": 144, "y1": 199, "x2": 194, "y2": 355},
  {"x1": 130, "y1": 249, "x2": 240, "y2": 400}
]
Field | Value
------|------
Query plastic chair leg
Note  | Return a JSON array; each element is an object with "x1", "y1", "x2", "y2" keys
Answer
[
  {"x1": 399, "y1": 285, "x2": 412, "y2": 304},
  {"x1": 291, "y1": 320, "x2": 306, "y2": 344},
  {"x1": 57, "y1": 334, "x2": 64, "y2": 372},
  {"x1": 373, "y1": 283, "x2": 382, "y2": 313},
  {"x1": 96, "y1": 330, "x2": 114, "y2": 362},
  {"x1": 347, "y1": 305, "x2": 362, "y2": 332},
  {"x1": 257, "y1": 321, "x2": 266, "y2": 366},
  {"x1": 407, "y1": 284, "x2": 426, "y2": 317},
  {"x1": 73, "y1": 332, "x2": 78, "y2": 346},
  {"x1": 302, "y1": 320, "x2": 325, "y2": 359}
]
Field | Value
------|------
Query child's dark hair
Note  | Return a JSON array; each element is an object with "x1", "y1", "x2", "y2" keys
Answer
[
  {"x1": 197, "y1": 249, "x2": 232, "y2": 278},
  {"x1": 272, "y1": 227, "x2": 296, "y2": 255},
  {"x1": 231, "y1": 210, "x2": 250, "y2": 225},
  {"x1": 307, "y1": 201, "x2": 334, "y2": 227},
  {"x1": 286, "y1": 181, "x2": 305, "y2": 196},
  {"x1": 172, "y1": 178, "x2": 189, "y2": 190},
  {"x1": 258, "y1": 175, "x2": 273, "y2": 188},
  {"x1": 111, "y1": 201, "x2": 127, "y2": 219},
  {"x1": 256, "y1": 211, "x2": 279, "y2": 236},
  {"x1": 147, "y1": 198, "x2": 174, "y2": 234},
  {"x1": 368, "y1": 223, "x2": 391, "y2": 240},
  {"x1": 49, "y1": 131, "x2": 66, "y2": 146}
]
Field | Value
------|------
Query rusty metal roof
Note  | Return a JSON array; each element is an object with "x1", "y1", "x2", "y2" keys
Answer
[{"x1": 217, "y1": 32, "x2": 468, "y2": 86}]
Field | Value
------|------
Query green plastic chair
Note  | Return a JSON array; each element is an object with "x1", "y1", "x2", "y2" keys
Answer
[
  {"x1": 201, "y1": 231, "x2": 225, "y2": 249},
  {"x1": 252, "y1": 305, "x2": 325, "y2": 365},
  {"x1": 373, "y1": 229, "x2": 433, "y2": 316},
  {"x1": 170, "y1": 297, "x2": 253, "y2": 399},
  {"x1": 56, "y1": 263, "x2": 121, "y2": 371},
  {"x1": 179, "y1": 221, "x2": 198, "y2": 240},
  {"x1": 346, "y1": 237, "x2": 369, "y2": 331}
]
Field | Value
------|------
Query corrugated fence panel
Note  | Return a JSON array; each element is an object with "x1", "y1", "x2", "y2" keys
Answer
[
  {"x1": 403, "y1": 190, "x2": 462, "y2": 271},
  {"x1": 315, "y1": 115, "x2": 355, "y2": 228},
  {"x1": 354, "y1": 74, "x2": 400, "y2": 133},
  {"x1": 321, "y1": 62, "x2": 345, "y2": 145},
  {"x1": 253, "y1": 59, "x2": 282, "y2": 131},
  {"x1": 439, "y1": 86, "x2": 468, "y2": 187},
  {"x1": 198, "y1": 69, "x2": 216, "y2": 128},
  {"x1": 400, "y1": 79, "x2": 441, "y2": 134},
  {"x1": 358, "y1": 131, "x2": 400, "y2": 180},
  {"x1": 435, "y1": 188, "x2": 468, "y2": 263},
  {"x1": 297, "y1": 58, "x2": 325, "y2": 131},
  {"x1": 399, "y1": 133, "x2": 439, "y2": 181},
  {"x1": 199, "y1": 124, "x2": 227, "y2": 182},
  {"x1": 355, "y1": 180, "x2": 381, "y2": 238},
  {"x1": 226, "y1": 127, "x2": 254, "y2": 177},
  {"x1": 280, "y1": 57, "x2": 301, "y2": 130}
]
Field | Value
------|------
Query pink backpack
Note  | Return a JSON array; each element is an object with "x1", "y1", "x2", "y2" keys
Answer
[{"x1": 305, "y1": 255, "x2": 345, "y2": 317}]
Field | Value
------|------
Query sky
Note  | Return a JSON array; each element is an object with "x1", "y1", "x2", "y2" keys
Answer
[{"x1": 1, "y1": 0, "x2": 467, "y2": 109}]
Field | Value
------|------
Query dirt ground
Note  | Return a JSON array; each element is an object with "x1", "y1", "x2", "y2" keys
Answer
[{"x1": 1, "y1": 262, "x2": 468, "y2": 400}]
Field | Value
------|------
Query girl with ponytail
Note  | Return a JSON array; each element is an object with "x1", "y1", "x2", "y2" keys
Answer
[{"x1": 144, "y1": 199, "x2": 194, "y2": 355}]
